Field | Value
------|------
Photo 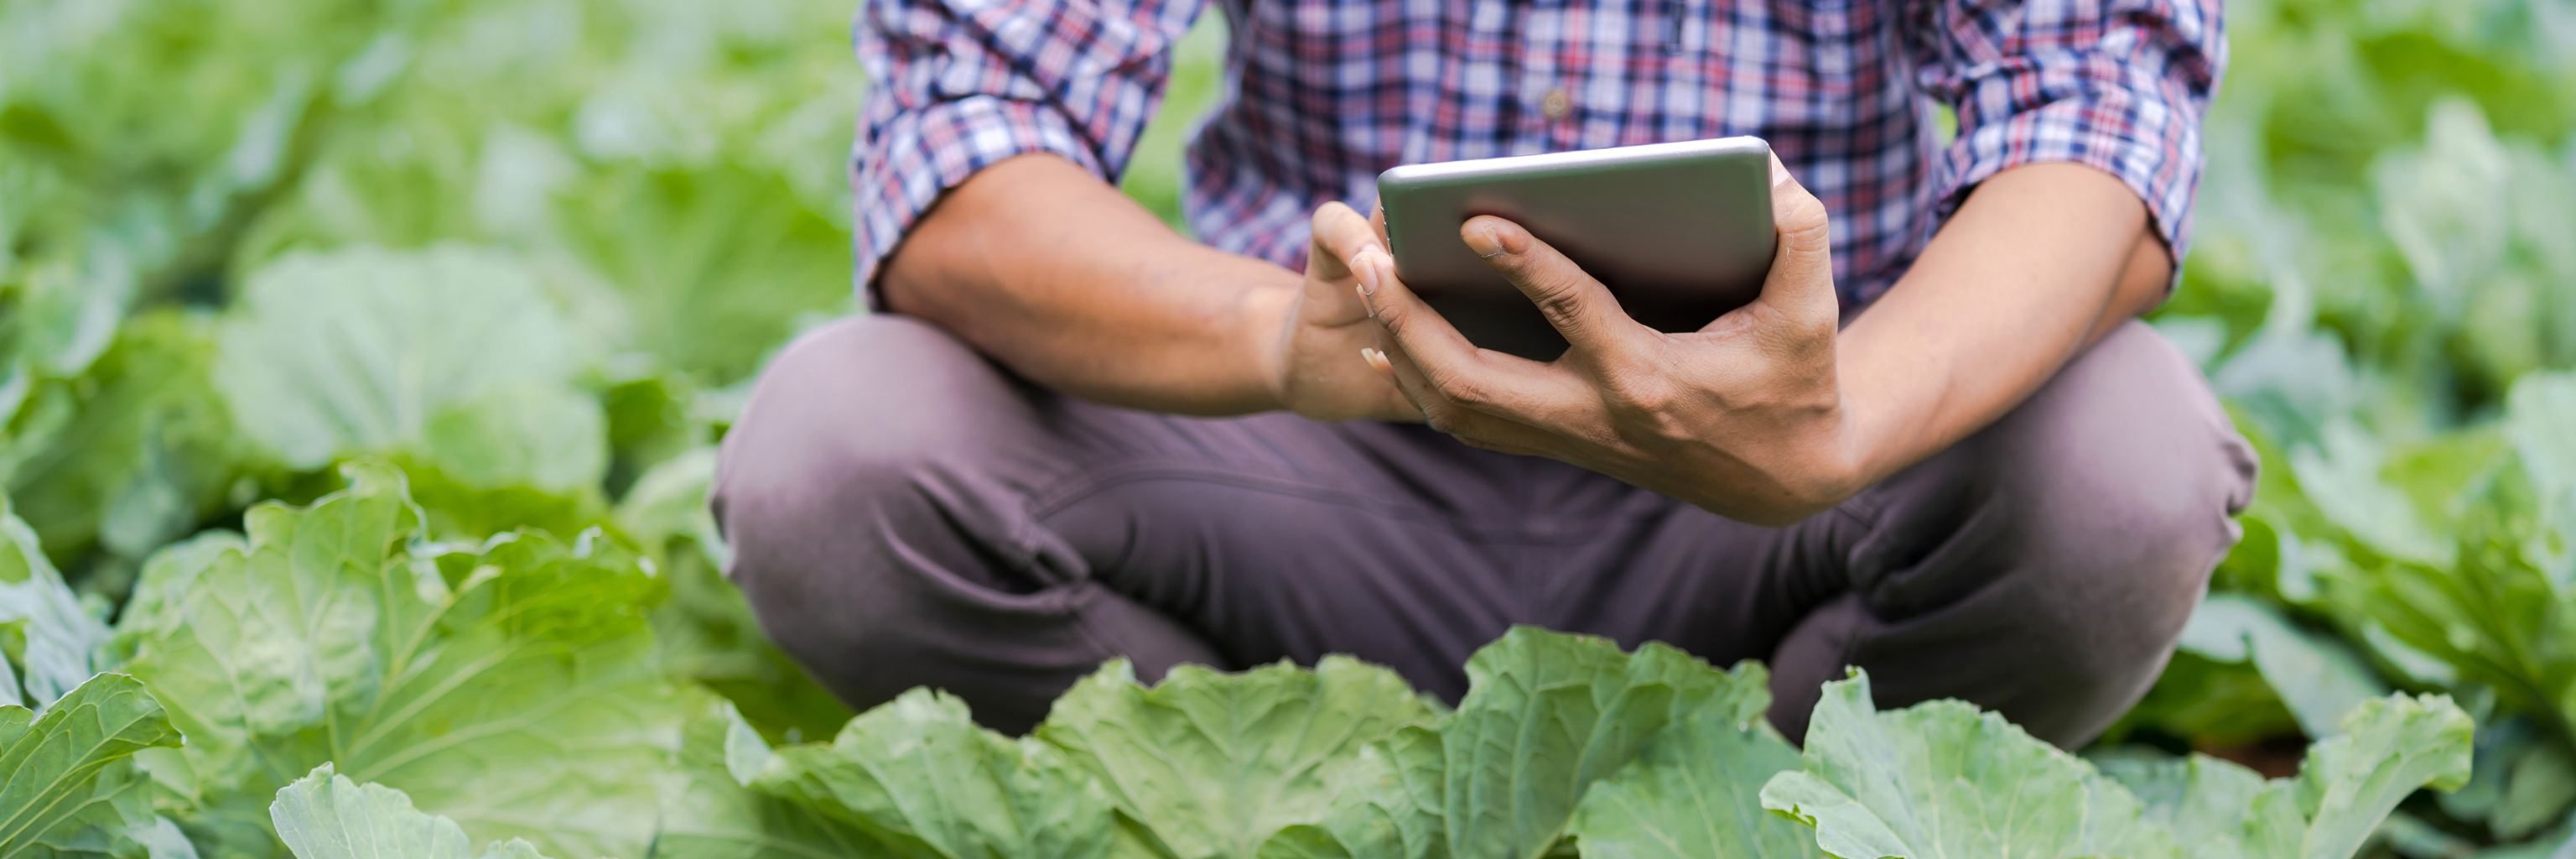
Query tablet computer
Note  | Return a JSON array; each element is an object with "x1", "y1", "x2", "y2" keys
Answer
[{"x1": 1374, "y1": 137, "x2": 1776, "y2": 360}]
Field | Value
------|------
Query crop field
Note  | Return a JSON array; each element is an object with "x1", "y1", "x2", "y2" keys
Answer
[{"x1": 0, "y1": 0, "x2": 2572, "y2": 856}]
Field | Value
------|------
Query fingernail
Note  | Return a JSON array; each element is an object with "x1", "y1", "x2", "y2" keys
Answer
[
  {"x1": 1355, "y1": 250, "x2": 1383, "y2": 295},
  {"x1": 1462, "y1": 224, "x2": 1504, "y2": 258},
  {"x1": 1355, "y1": 284, "x2": 1376, "y2": 316}
]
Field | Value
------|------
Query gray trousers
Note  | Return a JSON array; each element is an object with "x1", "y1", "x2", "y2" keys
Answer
[{"x1": 711, "y1": 315, "x2": 2257, "y2": 746}]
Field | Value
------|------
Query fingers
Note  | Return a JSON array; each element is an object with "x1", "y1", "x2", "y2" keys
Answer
[
  {"x1": 1357, "y1": 346, "x2": 1428, "y2": 422},
  {"x1": 1460, "y1": 216, "x2": 1649, "y2": 361},
  {"x1": 1363, "y1": 341, "x2": 1561, "y2": 457},
  {"x1": 1307, "y1": 201, "x2": 1384, "y2": 283},
  {"x1": 1353, "y1": 248, "x2": 1583, "y2": 427}
]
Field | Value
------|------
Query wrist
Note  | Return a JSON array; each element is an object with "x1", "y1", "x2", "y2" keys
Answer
[
  {"x1": 1670, "y1": 388, "x2": 1869, "y2": 527},
  {"x1": 1762, "y1": 418, "x2": 1872, "y2": 524},
  {"x1": 1808, "y1": 404, "x2": 1872, "y2": 508},
  {"x1": 1238, "y1": 282, "x2": 1299, "y2": 412},
  {"x1": 1814, "y1": 369, "x2": 1930, "y2": 505}
]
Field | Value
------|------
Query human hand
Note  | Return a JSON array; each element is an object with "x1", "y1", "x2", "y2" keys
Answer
[
  {"x1": 1352, "y1": 158, "x2": 1858, "y2": 525},
  {"x1": 1265, "y1": 201, "x2": 1424, "y2": 422}
]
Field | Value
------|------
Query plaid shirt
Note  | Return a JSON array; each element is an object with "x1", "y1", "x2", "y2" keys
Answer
[{"x1": 849, "y1": 0, "x2": 2223, "y2": 309}]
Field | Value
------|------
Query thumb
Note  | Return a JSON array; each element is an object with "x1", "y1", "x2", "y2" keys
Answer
[
  {"x1": 1304, "y1": 201, "x2": 1384, "y2": 325},
  {"x1": 1307, "y1": 201, "x2": 1373, "y2": 283},
  {"x1": 1759, "y1": 153, "x2": 1837, "y2": 316}
]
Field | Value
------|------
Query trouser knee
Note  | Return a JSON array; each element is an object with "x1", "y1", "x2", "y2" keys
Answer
[
  {"x1": 1781, "y1": 321, "x2": 2257, "y2": 747},
  {"x1": 711, "y1": 315, "x2": 1062, "y2": 722},
  {"x1": 1965, "y1": 321, "x2": 2257, "y2": 744}
]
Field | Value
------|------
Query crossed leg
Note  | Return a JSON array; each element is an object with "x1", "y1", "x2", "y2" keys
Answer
[{"x1": 713, "y1": 314, "x2": 2254, "y2": 744}]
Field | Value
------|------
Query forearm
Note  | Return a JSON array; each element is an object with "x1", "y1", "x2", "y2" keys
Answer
[
  {"x1": 880, "y1": 154, "x2": 1298, "y2": 415},
  {"x1": 1836, "y1": 163, "x2": 2174, "y2": 485}
]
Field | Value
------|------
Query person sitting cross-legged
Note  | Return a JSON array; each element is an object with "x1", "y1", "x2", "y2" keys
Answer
[{"x1": 710, "y1": 0, "x2": 2257, "y2": 746}]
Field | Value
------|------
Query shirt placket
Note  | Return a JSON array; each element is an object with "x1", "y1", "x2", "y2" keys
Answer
[{"x1": 1514, "y1": 0, "x2": 1569, "y2": 154}]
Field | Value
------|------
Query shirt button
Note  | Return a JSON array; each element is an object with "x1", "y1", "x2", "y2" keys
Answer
[{"x1": 1541, "y1": 87, "x2": 1574, "y2": 121}]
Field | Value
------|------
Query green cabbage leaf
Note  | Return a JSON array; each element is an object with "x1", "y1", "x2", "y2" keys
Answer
[
  {"x1": 1564, "y1": 713, "x2": 1821, "y2": 859},
  {"x1": 650, "y1": 696, "x2": 883, "y2": 859},
  {"x1": 0, "y1": 673, "x2": 184, "y2": 859},
  {"x1": 267, "y1": 764, "x2": 546, "y2": 859},
  {"x1": 1761, "y1": 670, "x2": 2471, "y2": 859},
  {"x1": 0, "y1": 492, "x2": 108, "y2": 709},
  {"x1": 750, "y1": 688, "x2": 1127, "y2": 859},
  {"x1": 109, "y1": 461, "x2": 681, "y2": 859},
  {"x1": 1257, "y1": 628, "x2": 1770, "y2": 859},
  {"x1": 1035, "y1": 657, "x2": 1436, "y2": 859}
]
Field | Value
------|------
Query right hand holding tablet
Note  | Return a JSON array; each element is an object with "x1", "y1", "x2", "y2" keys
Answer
[{"x1": 1351, "y1": 158, "x2": 1858, "y2": 526}]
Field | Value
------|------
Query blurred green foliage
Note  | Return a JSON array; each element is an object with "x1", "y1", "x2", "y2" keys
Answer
[
  {"x1": 0, "y1": 0, "x2": 864, "y2": 767},
  {"x1": 1120, "y1": 13, "x2": 1229, "y2": 234},
  {"x1": 2111, "y1": 0, "x2": 2576, "y2": 852}
]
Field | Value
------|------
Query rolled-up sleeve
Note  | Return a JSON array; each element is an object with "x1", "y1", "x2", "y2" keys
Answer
[
  {"x1": 1908, "y1": 0, "x2": 2225, "y2": 268},
  {"x1": 850, "y1": 0, "x2": 1205, "y2": 300}
]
